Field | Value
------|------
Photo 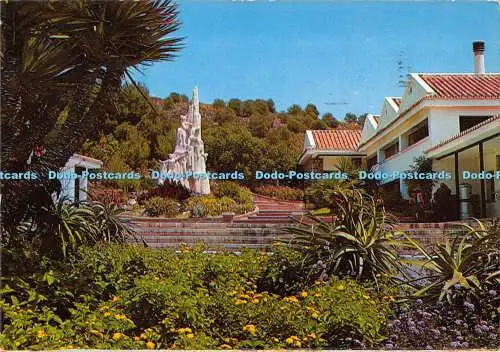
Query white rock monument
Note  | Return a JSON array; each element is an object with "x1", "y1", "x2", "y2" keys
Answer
[{"x1": 158, "y1": 87, "x2": 210, "y2": 195}]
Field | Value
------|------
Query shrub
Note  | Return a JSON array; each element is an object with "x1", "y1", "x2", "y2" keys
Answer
[
  {"x1": 254, "y1": 185, "x2": 304, "y2": 201},
  {"x1": 383, "y1": 292, "x2": 499, "y2": 349},
  {"x1": 0, "y1": 244, "x2": 392, "y2": 350},
  {"x1": 304, "y1": 179, "x2": 358, "y2": 210},
  {"x1": 406, "y1": 219, "x2": 500, "y2": 302},
  {"x1": 283, "y1": 188, "x2": 410, "y2": 283},
  {"x1": 185, "y1": 196, "x2": 245, "y2": 217},
  {"x1": 143, "y1": 197, "x2": 179, "y2": 217},
  {"x1": 137, "y1": 182, "x2": 190, "y2": 204},
  {"x1": 212, "y1": 181, "x2": 253, "y2": 204},
  {"x1": 6, "y1": 199, "x2": 134, "y2": 259}
]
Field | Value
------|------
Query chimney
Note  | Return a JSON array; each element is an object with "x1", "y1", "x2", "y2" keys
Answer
[{"x1": 473, "y1": 41, "x2": 485, "y2": 74}]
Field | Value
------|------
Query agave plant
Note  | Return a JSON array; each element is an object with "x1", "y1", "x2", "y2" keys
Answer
[
  {"x1": 284, "y1": 187, "x2": 411, "y2": 284},
  {"x1": 405, "y1": 219, "x2": 499, "y2": 302},
  {"x1": 36, "y1": 198, "x2": 97, "y2": 257},
  {"x1": 23, "y1": 198, "x2": 140, "y2": 258},
  {"x1": 87, "y1": 201, "x2": 137, "y2": 244}
]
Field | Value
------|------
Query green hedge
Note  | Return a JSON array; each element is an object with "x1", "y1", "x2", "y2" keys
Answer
[{"x1": 143, "y1": 196, "x2": 179, "y2": 217}]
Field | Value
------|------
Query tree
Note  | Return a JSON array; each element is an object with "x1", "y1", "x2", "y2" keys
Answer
[
  {"x1": 344, "y1": 112, "x2": 358, "y2": 124},
  {"x1": 287, "y1": 104, "x2": 303, "y2": 115},
  {"x1": 305, "y1": 104, "x2": 319, "y2": 119},
  {"x1": 249, "y1": 114, "x2": 273, "y2": 138},
  {"x1": 114, "y1": 123, "x2": 151, "y2": 170},
  {"x1": 322, "y1": 113, "x2": 340, "y2": 128},
  {"x1": 1, "y1": 0, "x2": 182, "y2": 231},
  {"x1": 213, "y1": 99, "x2": 226, "y2": 109}
]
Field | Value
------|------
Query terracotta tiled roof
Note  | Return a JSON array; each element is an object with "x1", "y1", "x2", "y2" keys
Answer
[
  {"x1": 311, "y1": 129, "x2": 361, "y2": 151},
  {"x1": 425, "y1": 114, "x2": 500, "y2": 154},
  {"x1": 420, "y1": 74, "x2": 500, "y2": 99}
]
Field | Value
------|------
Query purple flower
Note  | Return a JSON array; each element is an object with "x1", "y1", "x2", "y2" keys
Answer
[
  {"x1": 488, "y1": 289, "x2": 497, "y2": 296},
  {"x1": 449, "y1": 341, "x2": 460, "y2": 348},
  {"x1": 454, "y1": 319, "x2": 463, "y2": 325},
  {"x1": 463, "y1": 301, "x2": 475, "y2": 310},
  {"x1": 487, "y1": 333, "x2": 497, "y2": 340},
  {"x1": 461, "y1": 342, "x2": 469, "y2": 348},
  {"x1": 385, "y1": 343, "x2": 394, "y2": 349},
  {"x1": 416, "y1": 299, "x2": 423, "y2": 304}
]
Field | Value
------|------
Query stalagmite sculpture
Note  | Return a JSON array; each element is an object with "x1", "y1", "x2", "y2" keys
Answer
[{"x1": 158, "y1": 87, "x2": 210, "y2": 195}]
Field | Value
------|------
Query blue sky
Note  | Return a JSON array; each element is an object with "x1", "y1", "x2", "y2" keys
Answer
[{"x1": 136, "y1": 0, "x2": 500, "y2": 118}]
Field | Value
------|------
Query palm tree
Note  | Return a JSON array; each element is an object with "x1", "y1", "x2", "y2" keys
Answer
[{"x1": 1, "y1": 0, "x2": 183, "y2": 231}]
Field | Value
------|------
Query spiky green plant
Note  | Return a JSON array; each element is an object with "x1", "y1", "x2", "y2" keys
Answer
[
  {"x1": 87, "y1": 201, "x2": 137, "y2": 244},
  {"x1": 283, "y1": 188, "x2": 411, "y2": 284},
  {"x1": 1, "y1": 0, "x2": 183, "y2": 232},
  {"x1": 405, "y1": 219, "x2": 500, "y2": 302}
]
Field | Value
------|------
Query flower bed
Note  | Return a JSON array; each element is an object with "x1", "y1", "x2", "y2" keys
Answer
[{"x1": 1, "y1": 244, "x2": 391, "y2": 350}]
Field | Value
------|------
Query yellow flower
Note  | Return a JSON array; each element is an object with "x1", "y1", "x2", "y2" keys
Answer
[
  {"x1": 146, "y1": 341, "x2": 155, "y2": 349},
  {"x1": 103, "y1": 311, "x2": 111, "y2": 317},
  {"x1": 114, "y1": 313, "x2": 127, "y2": 320},
  {"x1": 140, "y1": 333, "x2": 148, "y2": 339},
  {"x1": 243, "y1": 324, "x2": 256, "y2": 335},
  {"x1": 363, "y1": 294, "x2": 370, "y2": 300},
  {"x1": 36, "y1": 329, "x2": 47, "y2": 338},
  {"x1": 251, "y1": 298, "x2": 259, "y2": 304},
  {"x1": 228, "y1": 290, "x2": 237, "y2": 296},
  {"x1": 186, "y1": 333, "x2": 194, "y2": 339},
  {"x1": 219, "y1": 344, "x2": 232, "y2": 349},
  {"x1": 294, "y1": 340, "x2": 302, "y2": 347},
  {"x1": 314, "y1": 292, "x2": 321, "y2": 297},
  {"x1": 283, "y1": 296, "x2": 299, "y2": 303},
  {"x1": 112, "y1": 332, "x2": 123, "y2": 340},
  {"x1": 308, "y1": 332, "x2": 317, "y2": 339},
  {"x1": 133, "y1": 336, "x2": 140, "y2": 341},
  {"x1": 335, "y1": 284, "x2": 345, "y2": 291},
  {"x1": 272, "y1": 337, "x2": 279, "y2": 343},
  {"x1": 99, "y1": 306, "x2": 109, "y2": 311},
  {"x1": 311, "y1": 312, "x2": 319, "y2": 319},
  {"x1": 234, "y1": 299, "x2": 247, "y2": 305},
  {"x1": 177, "y1": 327, "x2": 192, "y2": 334},
  {"x1": 300, "y1": 291, "x2": 308, "y2": 298},
  {"x1": 285, "y1": 337, "x2": 294, "y2": 345},
  {"x1": 112, "y1": 295, "x2": 119, "y2": 302}
]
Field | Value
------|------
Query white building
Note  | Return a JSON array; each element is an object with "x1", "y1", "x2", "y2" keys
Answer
[
  {"x1": 58, "y1": 154, "x2": 103, "y2": 203},
  {"x1": 299, "y1": 41, "x2": 500, "y2": 219}
]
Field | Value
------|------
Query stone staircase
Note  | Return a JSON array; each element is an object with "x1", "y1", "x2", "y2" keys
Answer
[{"x1": 125, "y1": 195, "x2": 306, "y2": 249}]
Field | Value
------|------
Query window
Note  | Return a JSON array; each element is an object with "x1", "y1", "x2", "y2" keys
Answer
[
  {"x1": 384, "y1": 141, "x2": 399, "y2": 159},
  {"x1": 459, "y1": 116, "x2": 492, "y2": 132},
  {"x1": 408, "y1": 119, "x2": 429, "y2": 146}
]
